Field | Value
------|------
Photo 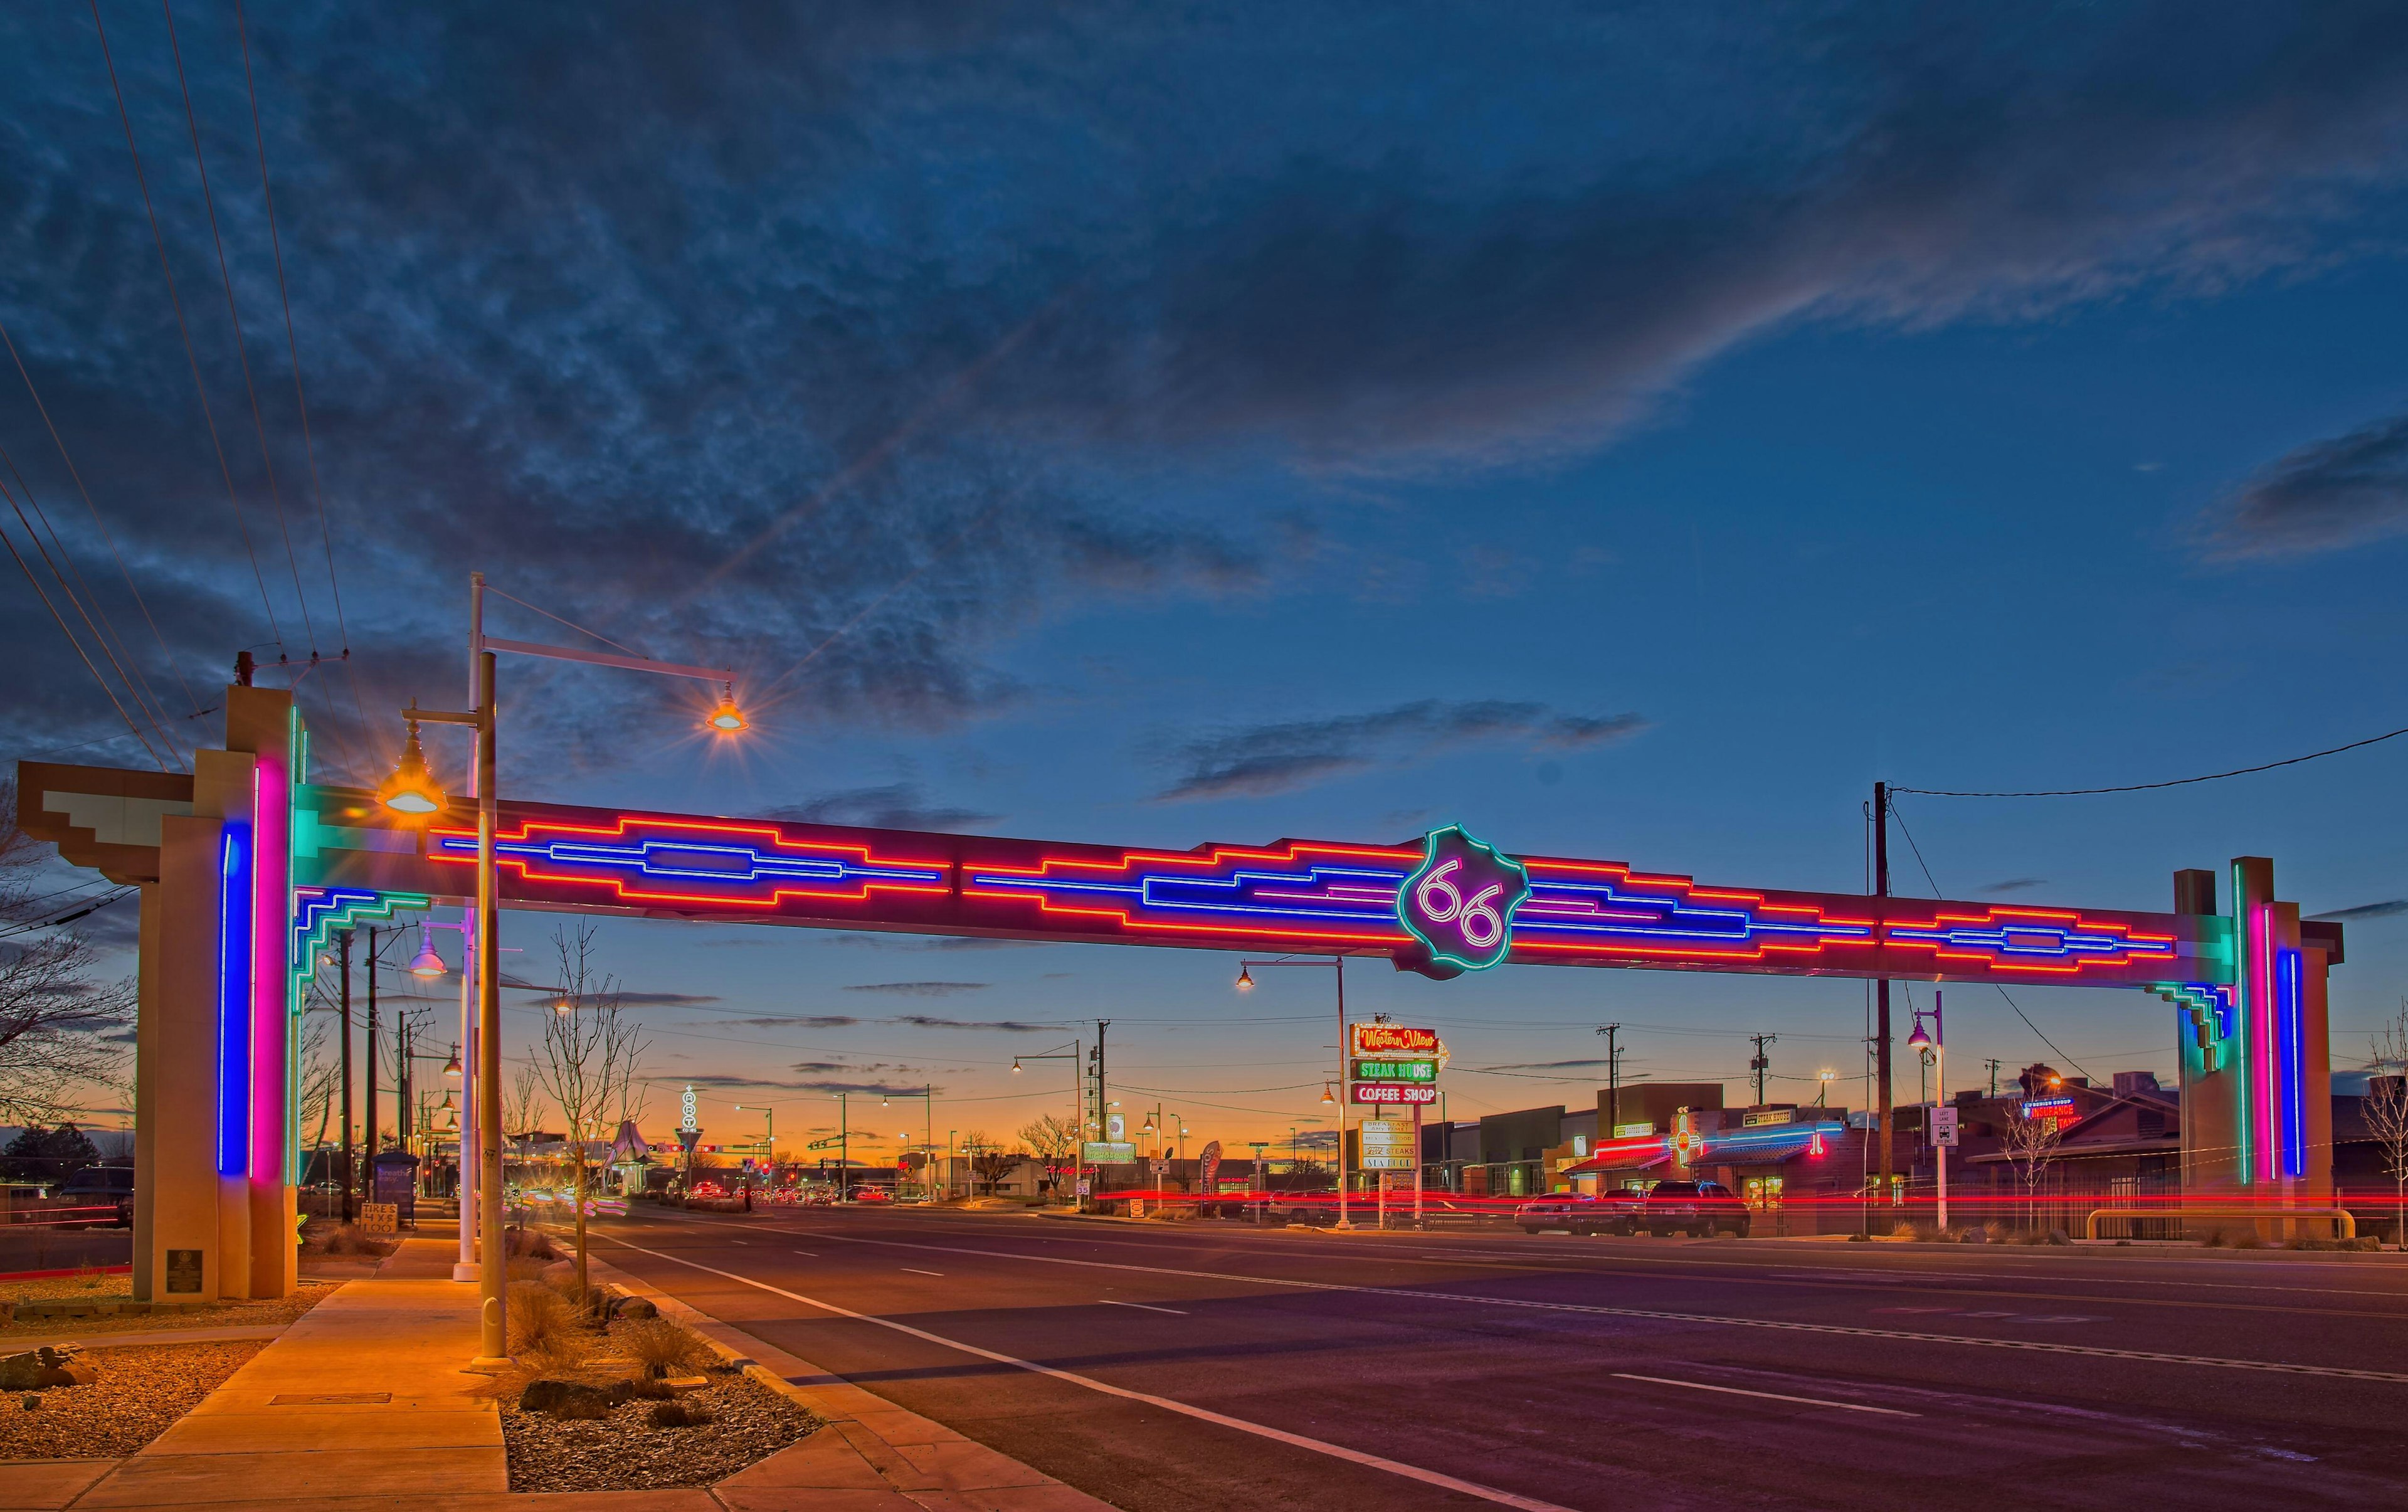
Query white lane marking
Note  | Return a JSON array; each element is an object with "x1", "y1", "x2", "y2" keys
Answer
[
  {"x1": 902, "y1": 1267, "x2": 944, "y2": 1276},
  {"x1": 1099, "y1": 1299, "x2": 1188, "y2": 1315},
  {"x1": 1612, "y1": 1373, "x2": 1920, "y2": 1417},
  {"x1": 591, "y1": 1233, "x2": 1574, "y2": 1512},
  {"x1": 793, "y1": 1250, "x2": 818, "y2": 1257},
  {"x1": 789, "y1": 1230, "x2": 2408, "y2": 1384}
]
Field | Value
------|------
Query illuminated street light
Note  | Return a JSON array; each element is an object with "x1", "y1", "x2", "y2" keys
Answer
[
  {"x1": 376, "y1": 715, "x2": 448, "y2": 818},
  {"x1": 443, "y1": 1044, "x2": 463, "y2": 1078},
  {"x1": 1010, "y1": 1058, "x2": 1023, "y2": 1073},
  {"x1": 1234, "y1": 965, "x2": 1254, "y2": 991},
  {"x1": 408, "y1": 926, "x2": 448, "y2": 979},
  {"x1": 706, "y1": 683, "x2": 748, "y2": 733}
]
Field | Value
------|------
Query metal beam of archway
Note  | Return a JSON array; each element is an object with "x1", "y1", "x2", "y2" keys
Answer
[{"x1": 290, "y1": 784, "x2": 2233, "y2": 991}]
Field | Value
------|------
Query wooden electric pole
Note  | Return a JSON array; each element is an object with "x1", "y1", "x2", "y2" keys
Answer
[{"x1": 1874, "y1": 781, "x2": 1893, "y2": 1229}]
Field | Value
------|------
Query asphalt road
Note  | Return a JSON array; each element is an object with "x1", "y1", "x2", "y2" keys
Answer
[
  {"x1": 0, "y1": 1225, "x2": 129, "y2": 1275},
  {"x1": 577, "y1": 1205, "x2": 2408, "y2": 1511}
]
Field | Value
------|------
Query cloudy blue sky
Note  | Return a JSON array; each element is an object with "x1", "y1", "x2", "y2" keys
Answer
[{"x1": 6, "y1": 4, "x2": 2407, "y2": 1152}]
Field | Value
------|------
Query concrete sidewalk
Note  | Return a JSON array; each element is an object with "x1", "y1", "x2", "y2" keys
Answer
[
  {"x1": 9, "y1": 1229, "x2": 1113, "y2": 1512},
  {"x1": 36, "y1": 1230, "x2": 509, "y2": 1512}
]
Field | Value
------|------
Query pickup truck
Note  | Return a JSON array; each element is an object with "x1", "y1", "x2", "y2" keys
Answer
[
  {"x1": 1516, "y1": 1190, "x2": 1644, "y2": 1236},
  {"x1": 1640, "y1": 1179, "x2": 1751, "y2": 1237}
]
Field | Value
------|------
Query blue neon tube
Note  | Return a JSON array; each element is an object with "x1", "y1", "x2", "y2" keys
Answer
[{"x1": 218, "y1": 823, "x2": 253, "y2": 1177}]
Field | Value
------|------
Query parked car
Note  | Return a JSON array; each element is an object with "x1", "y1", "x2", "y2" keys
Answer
[
  {"x1": 1516, "y1": 1191, "x2": 1643, "y2": 1236},
  {"x1": 60, "y1": 1165, "x2": 134, "y2": 1228},
  {"x1": 1640, "y1": 1179, "x2": 1750, "y2": 1238},
  {"x1": 848, "y1": 1186, "x2": 893, "y2": 1204}
]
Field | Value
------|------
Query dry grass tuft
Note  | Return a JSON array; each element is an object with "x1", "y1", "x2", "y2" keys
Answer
[
  {"x1": 621, "y1": 1317, "x2": 715, "y2": 1379},
  {"x1": 648, "y1": 1398, "x2": 714, "y2": 1429},
  {"x1": 508, "y1": 1281, "x2": 581, "y2": 1355},
  {"x1": 505, "y1": 1225, "x2": 562, "y2": 1261}
]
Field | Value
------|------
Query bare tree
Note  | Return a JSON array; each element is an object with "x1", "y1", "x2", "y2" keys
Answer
[
  {"x1": 531, "y1": 924, "x2": 648, "y2": 1300},
  {"x1": 2000, "y1": 1104, "x2": 2066, "y2": 1231},
  {"x1": 502, "y1": 1062, "x2": 544, "y2": 1218},
  {"x1": 505, "y1": 1062, "x2": 545, "y2": 1142},
  {"x1": 2364, "y1": 1002, "x2": 2408, "y2": 1249},
  {"x1": 971, "y1": 1141, "x2": 1020, "y2": 1198},
  {"x1": 296, "y1": 1002, "x2": 340, "y2": 1180},
  {"x1": 0, "y1": 776, "x2": 134, "y2": 1123},
  {"x1": 1020, "y1": 1113, "x2": 1079, "y2": 1168}
]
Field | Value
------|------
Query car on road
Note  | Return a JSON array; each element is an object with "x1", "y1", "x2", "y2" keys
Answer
[
  {"x1": 1640, "y1": 1178, "x2": 1750, "y2": 1237},
  {"x1": 59, "y1": 1166, "x2": 134, "y2": 1228},
  {"x1": 848, "y1": 1186, "x2": 894, "y2": 1203},
  {"x1": 1515, "y1": 1191, "x2": 1643, "y2": 1235}
]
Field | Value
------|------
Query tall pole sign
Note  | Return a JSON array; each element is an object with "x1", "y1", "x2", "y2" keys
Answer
[{"x1": 1398, "y1": 825, "x2": 1529, "y2": 977}]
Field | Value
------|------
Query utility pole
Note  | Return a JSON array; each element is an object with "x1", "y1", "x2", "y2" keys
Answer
[
  {"x1": 1985, "y1": 1058, "x2": 2002, "y2": 1098},
  {"x1": 1873, "y1": 781, "x2": 1894, "y2": 1227},
  {"x1": 1096, "y1": 1020, "x2": 1109, "y2": 1133},
  {"x1": 338, "y1": 929, "x2": 355, "y2": 1223},
  {"x1": 364, "y1": 926, "x2": 380, "y2": 1192},
  {"x1": 1750, "y1": 1032, "x2": 1778, "y2": 1107},
  {"x1": 1596, "y1": 1023, "x2": 1623, "y2": 1131}
]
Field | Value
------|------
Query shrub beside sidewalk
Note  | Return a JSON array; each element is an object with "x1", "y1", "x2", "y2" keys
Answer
[{"x1": 478, "y1": 1229, "x2": 820, "y2": 1492}]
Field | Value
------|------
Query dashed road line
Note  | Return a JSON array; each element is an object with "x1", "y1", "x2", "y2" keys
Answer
[{"x1": 1612, "y1": 1373, "x2": 1920, "y2": 1417}]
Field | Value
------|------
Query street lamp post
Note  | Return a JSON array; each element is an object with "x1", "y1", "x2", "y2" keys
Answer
[
  {"x1": 1237, "y1": 955, "x2": 1354, "y2": 1228},
  {"x1": 1908, "y1": 993, "x2": 1947, "y2": 1230},
  {"x1": 733, "y1": 1104, "x2": 775, "y2": 1203},
  {"x1": 409, "y1": 915, "x2": 479, "y2": 1281},
  {"x1": 1013, "y1": 1042, "x2": 1082, "y2": 1205},
  {"x1": 378, "y1": 572, "x2": 747, "y2": 1368}
]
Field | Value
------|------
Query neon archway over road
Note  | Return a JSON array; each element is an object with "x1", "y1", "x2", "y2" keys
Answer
[{"x1": 293, "y1": 786, "x2": 2227, "y2": 989}]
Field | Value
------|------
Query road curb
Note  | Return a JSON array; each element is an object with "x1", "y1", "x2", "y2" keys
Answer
[{"x1": 580, "y1": 1247, "x2": 1119, "y2": 1509}]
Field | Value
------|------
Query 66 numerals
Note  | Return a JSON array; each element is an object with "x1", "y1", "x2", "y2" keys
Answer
[{"x1": 1411, "y1": 857, "x2": 1508, "y2": 950}]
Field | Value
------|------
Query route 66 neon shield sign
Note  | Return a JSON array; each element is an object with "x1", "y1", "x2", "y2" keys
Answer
[{"x1": 1397, "y1": 825, "x2": 1529, "y2": 973}]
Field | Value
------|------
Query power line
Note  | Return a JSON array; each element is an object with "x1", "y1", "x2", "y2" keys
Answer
[
  {"x1": 0, "y1": 451, "x2": 182, "y2": 765},
  {"x1": 162, "y1": 0, "x2": 321, "y2": 671},
  {"x1": 1885, "y1": 796, "x2": 2095, "y2": 1082},
  {"x1": 231, "y1": 0, "x2": 357, "y2": 687},
  {"x1": 87, "y1": 0, "x2": 283, "y2": 654},
  {"x1": 1894, "y1": 723, "x2": 2408, "y2": 798},
  {"x1": 0, "y1": 314, "x2": 205, "y2": 725},
  {"x1": 0, "y1": 508, "x2": 161, "y2": 767}
]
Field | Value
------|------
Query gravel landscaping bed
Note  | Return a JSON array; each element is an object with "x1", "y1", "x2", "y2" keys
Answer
[
  {"x1": 1, "y1": 1278, "x2": 337, "y2": 1340},
  {"x1": 500, "y1": 1363, "x2": 820, "y2": 1492},
  {"x1": 0, "y1": 1340, "x2": 264, "y2": 1459}
]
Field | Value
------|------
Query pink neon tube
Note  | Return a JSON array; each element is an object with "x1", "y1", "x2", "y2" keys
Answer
[{"x1": 250, "y1": 754, "x2": 289, "y2": 1188}]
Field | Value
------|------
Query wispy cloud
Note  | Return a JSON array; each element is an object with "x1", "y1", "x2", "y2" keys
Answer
[
  {"x1": 821, "y1": 934, "x2": 1051, "y2": 952},
  {"x1": 613, "y1": 992, "x2": 723, "y2": 1007},
  {"x1": 1153, "y1": 699, "x2": 1647, "y2": 801},
  {"x1": 2207, "y1": 411, "x2": 2408, "y2": 558},
  {"x1": 2308, "y1": 899, "x2": 2408, "y2": 921},
  {"x1": 675, "y1": 1072, "x2": 933, "y2": 1096},
  {"x1": 768, "y1": 783, "x2": 1001, "y2": 833},
  {"x1": 889, "y1": 1015, "x2": 1068, "y2": 1032},
  {"x1": 843, "y1": 981, "x2": 990, "y2": 997},
  {"x1": 1980, "y1": 878, "x2": 2050, "y2": 894},
  {"x1": 1479, "y1": 1058, "x2": 1614, "y2": 1071},
  {"x1": 721, "y1": 1014, "x2": 863, "y2": 1029}
]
